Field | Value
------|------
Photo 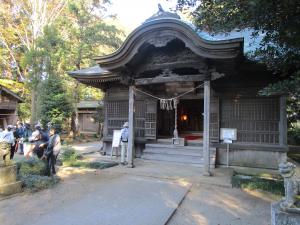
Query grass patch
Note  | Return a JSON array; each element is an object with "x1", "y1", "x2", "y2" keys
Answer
[
  {"x1": 17, "y1": 157, "x2": 59, "y2": 192},
  {"x1": 232, "y1": 173, "x2": 284, "y2": 196},
  {"x1": 61, "y1": 146, "x2": 118, "y2": 169}
]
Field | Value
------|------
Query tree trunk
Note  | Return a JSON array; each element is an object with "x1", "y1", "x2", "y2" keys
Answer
[
  {"x1": 70, "y1": 81, "x2": 79, "y2": 137},
  {"x1": 30, "y1": 88, "x2": 37, "y2": 125}
]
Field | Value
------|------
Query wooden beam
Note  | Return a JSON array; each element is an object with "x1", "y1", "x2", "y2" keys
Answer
[
  {"x1": 135, "y1": 74, "x2": 208, "y2": 85},
  {"x1": 279, "y1": 96, "x2": 287, "y2": 146},
  {"x1": 127, "y1": 85, "x2": 135, "y2": 167},
  {"x1": 203, "y1": 80, "x2": 211, "y2": 176},
  {"x1": 135, "y1": 61, "x2": 206, "y2": 74}
]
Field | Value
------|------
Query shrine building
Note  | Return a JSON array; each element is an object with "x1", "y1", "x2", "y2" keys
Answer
[{"x1": 68, "y1": 9, "x2": 287, "y2": 171}]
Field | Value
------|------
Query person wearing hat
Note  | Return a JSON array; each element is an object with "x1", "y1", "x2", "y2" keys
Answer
[
  {"x1": 120, "y1": 122, "x2": 129, "y2": 165},
  {"x1": 41, "y1": 125, "x2": 61, "y2": 176}
]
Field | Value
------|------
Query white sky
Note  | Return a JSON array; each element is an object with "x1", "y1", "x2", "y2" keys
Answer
[
  {"x1": 108, "y1": 0, "x2": 262, "y2": 52},
  {"x1": 109, "y1": 0, "x2": 178, "y2": 31}
]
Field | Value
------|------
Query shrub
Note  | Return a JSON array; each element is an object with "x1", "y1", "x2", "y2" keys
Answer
[
  {"x1": 232, "y1": 174, "x2": 284, "y2": 196},
  {"x1": 60, "y1": 146, "x2": 81, "y2": 162},
  {"x1": 19, "y1": 175, "x2": 59, "y2": 192},
  {"x1": 288, "y1": 125, "x2": 300, "y2": 145},
  {"x1": 17, "y1": 157, "x2": 47, "y2": 176},
  {"x1": 17, "y1": 157, "x2": 60, "y2": 192}
]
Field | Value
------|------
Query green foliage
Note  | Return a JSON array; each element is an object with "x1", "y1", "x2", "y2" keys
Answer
[
  {"x1": 232, "y1": 174, "x2": 284, "y2": 196},
  {"x1": 60, "y1": 146, "x2": 82, "y2": 162},
  {"x1": 288, "y1": 122, "x2": 300, "y2": 145},
  {"x1": 17, "y1": 157, "x2": 47, "y2": 177},
  {"x1": 0, "y1": 79, "x2": 27, "y2": 97},
  {"x1": 61, "y1": 146, "x2": 118, "y2": 169},
  {"x1": 19, "y1": 175, "x2": 59, "y2": 192},
  {"x1": 0, "y1": 0, "x2": 125, "y2": 126},
  {"x1": 17, "y1": 157, "x2": 59, "y2": 192},
  {"x1": 178, "y1": 0, "x2": 300, "y2": 125},
  {"x1": 38, "y1": 74, "x2": 73, "y2": 128},
  {"x1": 260, "y1": 73, "x2": 300, "y2": 124}
]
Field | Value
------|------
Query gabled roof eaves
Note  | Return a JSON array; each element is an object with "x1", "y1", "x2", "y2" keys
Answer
[
  {"x1": 67, "y1": 65, "x2": 111, "y2": 77},
  {"x1": 0, "y1": 85, "x2": 23, "y2": 103}
]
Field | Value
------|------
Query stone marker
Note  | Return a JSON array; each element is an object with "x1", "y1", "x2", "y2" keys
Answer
[{"x1": 0, "y1": 142, "x2": 22, "y2": 196}]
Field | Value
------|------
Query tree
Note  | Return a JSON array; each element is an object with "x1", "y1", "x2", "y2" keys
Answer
[
  {"x1": 57, "y1": 0, "x2": 124, "y2": 135},
  {"x1": 38, "y1": 74, "x2": 73, "y2": 129},
  {"x1": 177, "y1": 0, "x2": 300, "y2": 124},
  {"x1": 0, "y1": 0, "x2": 68, "y2": 124}
]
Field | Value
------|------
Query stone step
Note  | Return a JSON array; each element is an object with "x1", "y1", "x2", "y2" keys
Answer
[
  {"x1": 142, "y1": 152, "x2": 215, "y2": 163},
  {"x1": 142, "y1": 142, "x2": 216, "y2": 168},
  {"x1": 155, "y1": 139, "x2": 203, "y2": 146},
  {"x1": 142, "y1": 154, "x2": 216, "y2": 168},
  {"x1": 145, "y1": 143, "x2": 216, "y2": 151},
  {"x1": 143, "y1": 148, "x2": 202, "y2": 157}
]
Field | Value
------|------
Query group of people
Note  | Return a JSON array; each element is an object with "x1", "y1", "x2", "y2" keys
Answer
[
  {"x1": 0, "y1": 122, "x2": 31, "y2": 159},
  {"x1": 0, "y1": 122, "x2": 61, "y2": 176}
]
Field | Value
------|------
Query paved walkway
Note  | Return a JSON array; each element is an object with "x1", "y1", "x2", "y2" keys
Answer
[{"x1": 0, "y1": 142, "x2": 278, "y2": 225}]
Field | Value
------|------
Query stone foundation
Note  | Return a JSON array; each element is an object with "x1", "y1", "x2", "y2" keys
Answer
[
  {"x1": 271, "y1": 201, "x2": 300, "y2": 225},
  {"x1": 217, "y1": 147, "x2": 287, "y2": 169}
]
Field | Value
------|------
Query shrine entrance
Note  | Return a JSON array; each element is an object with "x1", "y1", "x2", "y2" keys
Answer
[{"x1": 157, "y1": 99, "x2": 204, "y2": 140}]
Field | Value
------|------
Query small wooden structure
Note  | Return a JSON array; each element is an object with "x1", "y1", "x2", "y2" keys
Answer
[
  {"x1": 0, "y1": 85, "x2": 23, "y2": 128},
  {"x1": 77, "y1": 100, "x2": 102, "y2": 134},
  {"x1": 68, "y1": 8, "x2": 287, "y2": 170}
]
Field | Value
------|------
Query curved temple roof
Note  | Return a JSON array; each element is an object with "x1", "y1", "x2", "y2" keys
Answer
[{"x1": 69, "y1": 7, "x2": 244, "y2": 81}]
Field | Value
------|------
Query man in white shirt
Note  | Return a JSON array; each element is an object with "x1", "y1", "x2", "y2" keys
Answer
[{"x1": 0, "y1": 125, "x2": 15, "y2": 160}]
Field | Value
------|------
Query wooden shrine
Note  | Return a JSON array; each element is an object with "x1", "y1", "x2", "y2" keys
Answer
[{"x1": 68, "y1": 8, "x2": 287, "y2": 170}]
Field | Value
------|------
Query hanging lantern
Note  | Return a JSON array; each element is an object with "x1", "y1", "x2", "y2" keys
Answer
[{"x1": 181, "y1": 114, "x2": 188, "y2": 121}]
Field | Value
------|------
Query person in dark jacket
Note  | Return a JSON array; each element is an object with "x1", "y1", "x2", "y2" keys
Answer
[
  {"x1": 41, "y1": 125, "x2": 61, "y2": 176},
  {"x1": 16, "y1": 122, "x2": 25, "y2": 154}
]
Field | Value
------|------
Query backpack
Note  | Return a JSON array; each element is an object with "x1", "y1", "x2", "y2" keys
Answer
[{"x1": 121, "y1": 128, "x2": 129, "y2": 142}]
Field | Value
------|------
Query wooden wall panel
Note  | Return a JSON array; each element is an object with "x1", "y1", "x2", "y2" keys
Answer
[{"x1": 220, "y1": 97, "x2": 280, "y2": 144}]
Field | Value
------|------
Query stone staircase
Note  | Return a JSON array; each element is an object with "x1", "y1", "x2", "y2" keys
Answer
[{"x1": 142, "y1": 140, "x2": 216, "y2": 167}]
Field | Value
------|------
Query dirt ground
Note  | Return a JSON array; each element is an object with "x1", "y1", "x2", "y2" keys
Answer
[
  {"x1": 0, "y1": 143, "x2": 279, "y2": 225},
  {"x1": 167, "y1": 183, "x2": 278, "y2": 225}
]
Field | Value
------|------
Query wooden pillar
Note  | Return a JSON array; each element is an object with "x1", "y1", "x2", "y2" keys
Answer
[
  {"x1": 103, "y1": 96, "x2": 108, "y2": 153},
  {"x1": 127, "y1": 86, "x2": 135, "y2": 168},
  {"x1": 203, "y1": 80, "x2": 211, "y2": 176},
  {"x1": 279, "y1": 96, "x2": 287, "y2": 146}
]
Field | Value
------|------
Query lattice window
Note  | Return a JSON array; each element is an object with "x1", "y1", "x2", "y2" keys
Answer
[
  {"x1": 220, "y1": 97, "x2": 280, "y2": 144},
  {"x1": 106, "y1": 100, "x2": 147, "y2": 137},
  {"x1": 145, "y1": 100, "x2": 157, "y2": 139}
]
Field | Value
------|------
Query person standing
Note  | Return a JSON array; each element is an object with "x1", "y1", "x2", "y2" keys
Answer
[
  {"x1": 120, "y1": 122, "x2": 129, "y2": 165},
  {"x1": 42, "y1": 125, "x2": 61, "y2": 176},
  {"x1": 16, "y1": 122, "x2": 25, "y2": 154},
  {"x1": 1, "y1": 125, "x2": 15, "y2": 159}
]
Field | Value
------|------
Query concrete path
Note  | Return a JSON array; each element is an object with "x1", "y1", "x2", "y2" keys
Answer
[{"x1": 0, "y1": 166, "x2": 191, "y2": 225}]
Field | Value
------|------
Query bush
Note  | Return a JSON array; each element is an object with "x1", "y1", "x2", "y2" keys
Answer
[
  {"x1": 232, "y1": 174, "x2": 284, "y2": 196},
  {"x1": 60, "y1": 146, "x2": 118, "y2": 169},
  {"x1": 17, "y1": 157, "x2": 60, "y2": 192},
  {"x1": 288, "y1": 125, "x2": 300, "y2": 145},
  {"x1": 17, "y1": 157, "x2": 47, "y2": 176},
  {"x1": 19, "y1": 175, "x2": 59, "y2": 192},
  {"x1": 60, "y1": 146, "x2": 81, "y2": 162}
]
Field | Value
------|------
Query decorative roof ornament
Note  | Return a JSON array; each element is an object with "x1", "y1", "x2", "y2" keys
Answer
[{"x1": 144, "y1": 3, "x2": 180, "y2": 23}]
